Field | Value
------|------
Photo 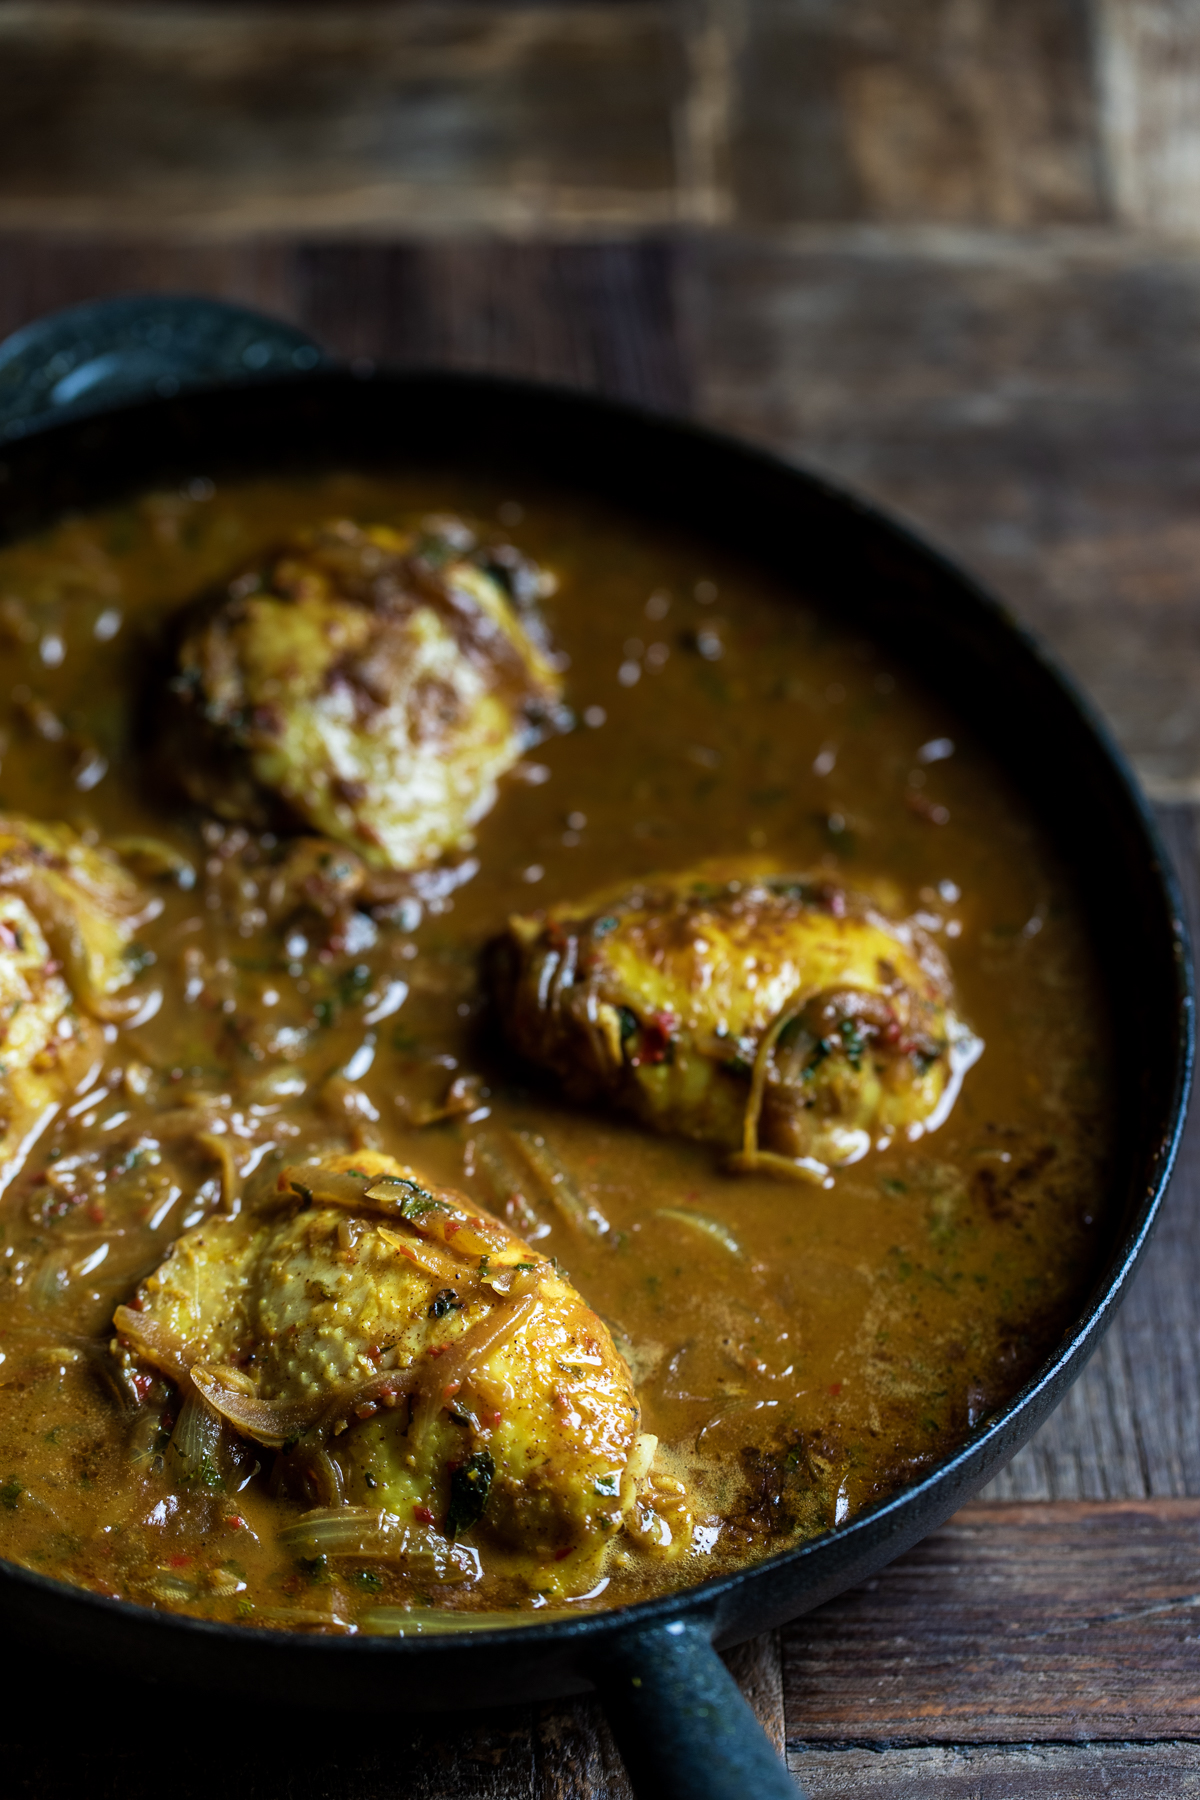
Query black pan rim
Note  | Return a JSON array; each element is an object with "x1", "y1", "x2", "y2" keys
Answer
[{"x1": 0, "y1": 364, "x2": 1191, "y2": 1676}]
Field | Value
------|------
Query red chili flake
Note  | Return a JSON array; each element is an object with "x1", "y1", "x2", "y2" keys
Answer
[
  {"x1": 87, "y1": 1202, "x2": 105, "y2": 1224},
  {"x1": 554, "y1": 1545, "x2": 574, "y2": 1562},
  {"x1": 413, "y1": 1505, "x2": 435, "y2": 1526},
  {"x1": 428, "y1": 1343, "x2": 447, "y2": 1359},
  {"x1": 224, "y1": 1515, "x2": 245, "y2": 1531},
  {"x1": 828, "y1": 1383, "x2": 843, "y2": 1397},
  {"x1": 444, "y1": 1220, "x2": 461, "y2": 1240},
  {"x1": 481, "y1": 1409, "x2": 502, "y2": 1430},
  {"x1": 168, "y1": 1553, "x2": 192, "y2": 1568},
  {"x1": 131, "y1": 1370, "x2": 153, "y2": 1402},
  {"x1": 634, "y1": 1011, "x2": 675, "y2": 1067},
  {"x1": 443, "y1": 1380, "x2": 462, "y2": 1401}
]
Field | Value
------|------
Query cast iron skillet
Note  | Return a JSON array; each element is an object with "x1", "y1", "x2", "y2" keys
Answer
[{"x1": 0, "y1": 298, "x2": 1191, "y2": 1800}]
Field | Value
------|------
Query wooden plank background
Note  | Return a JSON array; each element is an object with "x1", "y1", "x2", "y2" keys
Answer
[
  {"x1": 4, "y1": 1, "x2": 1200, "y2": 1791},
  {"x1": 0, "y1": 0, "x2": 1195, "y2": 240}
]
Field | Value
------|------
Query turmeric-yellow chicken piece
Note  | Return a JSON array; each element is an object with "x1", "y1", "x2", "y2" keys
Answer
[
  {"x1": 492, "y1": 866, "x2": 982, "y2": 1183},
  {"x1": 116, "y1": 1151, "x2": 683, "y2": 1595},
  {"x1": 161, "y1": 517, "x2": 563, "y2": 873},
  {"x1": 0, "y1": 816, "x2": 152, "y2": 1191}
]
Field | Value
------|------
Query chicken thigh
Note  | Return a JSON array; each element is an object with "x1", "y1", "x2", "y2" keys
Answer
[
  {"x1": 492, "y1": 866, "x2": 981, "y2": 1183},
  {"x1": 0, "y1": 816, "x2": 152, "y2": 1189},
  {"x1": 115, "y1": 1150, "x2": 679, "y2": 1596},
  {"x1": 160, "y1": 517, "x2": 563, "y2": 873}
]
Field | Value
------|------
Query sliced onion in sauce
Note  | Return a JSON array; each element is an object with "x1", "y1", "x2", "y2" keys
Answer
[
  {"x1": 167, "y1": 1389, "x2": 224, "y2": 1489},
  {"x1": 654, "y1": 1208, "x2": 741, "y2": 1256},
  {"x1": 358, "y1": 1604, "x2": 564, "y2": 1634},
  {"x1": 278, "y1": 1509, "x2": 481, "y2": 1583},
  {"x1": 190, "y1": 1364, "x2": 326, "y2": 1449},
  {"x1": 113, "y1": 1305, "x2": 194, "y2": 1385}
]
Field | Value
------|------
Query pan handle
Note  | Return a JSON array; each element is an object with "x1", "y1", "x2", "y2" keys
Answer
[
  {"x1": 589, "y1": 1616, "x2": 804, "y2": 1800},
  {"x1": 0, "y1": 295, "x2": 326, "y2": 438}
]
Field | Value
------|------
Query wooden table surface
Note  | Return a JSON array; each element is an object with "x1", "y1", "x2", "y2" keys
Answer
[{"x1": 4, "y1": 229, "x2": 1200, "y2": 1797}]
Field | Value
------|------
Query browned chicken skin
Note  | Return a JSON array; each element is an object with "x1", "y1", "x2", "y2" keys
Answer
[
  {"x1": 160, "y1": 517, "x2": 564, "y2": 873},
  {"x1": 492, "y1": 865, "x2": 982, "y2": 1183},
  {"x1": 116, "y1": 1149, "x2": 688, "y2": 1597}
]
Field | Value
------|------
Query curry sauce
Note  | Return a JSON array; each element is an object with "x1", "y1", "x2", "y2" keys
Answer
[{"x1": 0, "y1": 470, "x2": 1112, "y2": 1631}]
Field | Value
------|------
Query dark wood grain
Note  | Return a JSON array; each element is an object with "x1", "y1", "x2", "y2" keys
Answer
[
  {"x1": 296, "y1": 239, "x2": 692, "y2": 411},
  {"x1": 727, "y1": 0, "x2": 1103, "y2": 227},
  {"x1": 0, "y1": 0, "x2": 1159, "y2": 238},
  {"x1": 0, "y1": 234, "x2": 300, "y2": 344},
  {"x1": 1100, "y1": 0, "x2": 1200, "y2": 237},
  {"x1": 0, "y1": 5, "x2": 683, "y2": 235},
  {"x1": 790, "y1": 1740, "x2": 1200, "y2": 1796},
  {"x1": 784, "y1": 1499, "x2": 1200, "y2": 1743}
]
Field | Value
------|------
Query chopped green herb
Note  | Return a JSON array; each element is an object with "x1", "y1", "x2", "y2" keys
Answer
[
  {"x1": 366, "y1": 1176, "x2": 439, "y2": 1220},
  {"x1": 0, "y1": 1480, "x2": 21, "y2": 1510},
  {"x1": 838, "y1": 1018, "x2": 865, "y2": 1069},
  {"x1": 445, "y1": 1450, "x2": 495, "y2": 1540},
  {"x1": 338, "y1": 964, "x2": 372, "y2": 1007}
]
